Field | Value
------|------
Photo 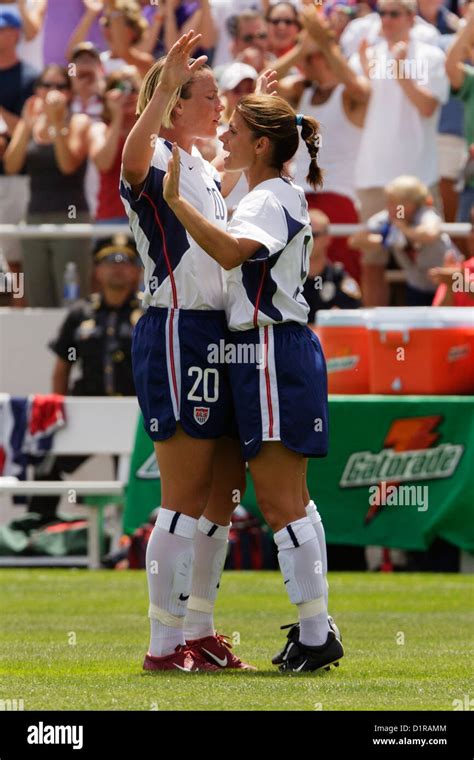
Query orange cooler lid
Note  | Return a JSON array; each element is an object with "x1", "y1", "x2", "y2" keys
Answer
[{"x1": 367, "y1": 307, "x2": 474, "y2": 330}]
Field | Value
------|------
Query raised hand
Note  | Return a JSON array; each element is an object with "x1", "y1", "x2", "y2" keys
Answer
[
  {"x1": 256, "y1": 69, "x2": 278, "y2": 96},
  {"x1": 44, "y1": 91, "x2": 68, "y2": 128},
  {"x1": 392, "y1": 41, "x2": 408, "y2": 62},
  {"x1": 104, "y1": 88, "x2": 127, "y2": 120},
  {"x1": 21, "y1": 95, "x2": 43, "y2": 131},
  {"x1": 302, "y1": 5, "x2": 335, "y2": 47},
  {"x1": 163, "y1": 143, "x2": 182, "y2": 206},
  {"x1": 159, "y1": 31, "x2": 208, "y2": 94},
  {"x1": 83, "y1": 0, "x2": 104, "y2": 14}
]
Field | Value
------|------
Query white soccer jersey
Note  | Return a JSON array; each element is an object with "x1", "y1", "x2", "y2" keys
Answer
[
  {"x1": 225, "y1": 178, "x2": 312, "y2": 331},
  {"x1": 120, "y1": 139, "x2": 227, "y2": 310}
]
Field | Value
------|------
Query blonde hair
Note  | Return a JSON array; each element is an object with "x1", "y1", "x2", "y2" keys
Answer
[
  {"x1": 114, "y1": 0, "x2": 148, "y2": 42},
  {"x1": 385, "y1": 175, "x2": 429, "y2": 206},
  {"x1": 136, "y1": 57, "x2": 211, "y2": 127},
  {"x1": 378, "y1": 0, "x2": 417, "y2": 13},
  {"x1": 236, "y1": 94, "x2": 323, "y2": 190}
]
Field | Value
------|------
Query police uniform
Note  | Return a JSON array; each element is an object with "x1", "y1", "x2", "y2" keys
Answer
[
  {"x1": 31, "y1": 247, "x2": 143, "y2": 522},
  {"x1": 303, "y1": 262, "x2": 362, "y2": 324},
  {"x1": 120, "y1": 138, "x2": 234, "y2": 442},
  {"x1": 49, "y1": 290, "x2": 143, "y2": 396},
  {"x1": 225, "y1": 177, "x2": 329, "y2": 461}
]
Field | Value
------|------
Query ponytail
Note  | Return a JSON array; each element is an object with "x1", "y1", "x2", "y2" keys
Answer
[{"x1": 300, "y1": 115, "x2": 323, "y2": 191}]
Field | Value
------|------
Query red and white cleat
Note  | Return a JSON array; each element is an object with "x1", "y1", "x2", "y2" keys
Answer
[
  {"x1": 186, "y1": 633, "x2": 257, "y2": 670},
  {"x1": 143, "y1": 644, "x2": 220, "y2": 672}
]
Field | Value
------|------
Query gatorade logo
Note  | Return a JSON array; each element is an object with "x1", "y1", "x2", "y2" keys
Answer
[
  {"x1": 136, "y1": 453, "x2": 160, "y2": 480},
  {"x1": 326, "y1": 355, "x2": 360, "y2": 373},
  {"x1": 447, "y1": 344, "x2": 470, "y2": 363},
  {"x1": 340, "y1": 416, "x2": 464, "y2": 488}
]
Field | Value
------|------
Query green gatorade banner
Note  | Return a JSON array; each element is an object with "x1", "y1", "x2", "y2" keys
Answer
[{"x1": 124, "y1": 396, "x2": 474, "y2": 552}]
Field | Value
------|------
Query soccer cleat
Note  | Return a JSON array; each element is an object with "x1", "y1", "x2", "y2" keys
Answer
[
  {"x1": 186, "y1": 633, "x2": 257, "y2": 670},
  {"x1": 271, "y1": 616, "x2": 342, "y2": 665},
  {"x1": 278, "y1": 631, "x2": 344, "y2": 673},
  {"x1": 143, "y1": 644, "x2": 220, "y2": 672},
  {"x1": 328, "y1": 615, "x2": 342, "y2": 643}
]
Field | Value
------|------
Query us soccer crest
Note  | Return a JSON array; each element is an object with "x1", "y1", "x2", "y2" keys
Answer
[{"x1": 194, "y1": 407, "x2": 210, "y2": 425}]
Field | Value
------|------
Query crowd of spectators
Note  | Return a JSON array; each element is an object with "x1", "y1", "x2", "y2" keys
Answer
[{"x1": 0, "y1": 0, "x2": 473, "y2": 313}]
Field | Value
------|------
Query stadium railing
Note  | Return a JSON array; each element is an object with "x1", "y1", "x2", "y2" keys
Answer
[{"x1": 0, "y1": 222, "x2": 472, "y2": 239}]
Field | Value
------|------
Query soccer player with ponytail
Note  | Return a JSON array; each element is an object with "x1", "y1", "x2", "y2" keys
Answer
[{"x1": 163, "y1": 94, "x2": 344, "y2": 672}]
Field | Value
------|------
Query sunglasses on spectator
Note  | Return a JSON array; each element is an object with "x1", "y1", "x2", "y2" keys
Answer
[
  {"x1": 116, "y1": 81, "x2": 139, "y2": 94},
  {"x1": 240, "y1": 32, "x2": 268, "y2": 42},
  {"x1": 378, "y1": 9, "x2": 404, "y2": 17},
  {"x1": 39, "y1": 82, "x2": 69, "y2": 90},
  {"x1": 268, "y1": 18, "x2": 297, "y2": 26}
]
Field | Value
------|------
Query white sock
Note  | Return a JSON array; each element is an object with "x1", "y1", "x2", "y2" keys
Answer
[
  {"x1": 184, "y1": 516, "x2": 230, "y2": 640},
  {"x1": 305, "y1": 499, "x2": 329, "y2": 607},
  {"x1": 274, "y1": 516, "x2": 330, "y2": 647},
  {"x1": 146, "y1": 508, "x2": 197, "y2": 657}
]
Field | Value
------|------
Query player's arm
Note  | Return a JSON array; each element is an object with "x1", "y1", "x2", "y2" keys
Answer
[
  {"x1": 164, "y1": 145, "x2": 260, "y2": 268},
  {"x1": 122, "y1": 31, "x2": 207, "y2": 191}
]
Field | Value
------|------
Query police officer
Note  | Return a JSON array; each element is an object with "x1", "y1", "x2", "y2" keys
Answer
[
  {"x1": 303, "y1": 209, "x2": 361, "y2": 324},
  {"x1": 50, "y1": 235, "x2": 143, "y2": 396},
  {"x1": 29, "y1": 236, "x2": 143, "y2": 523}
]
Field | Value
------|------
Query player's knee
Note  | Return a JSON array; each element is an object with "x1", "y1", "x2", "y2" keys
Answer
[{"x1": 256, "y1": 494, "x2": 287, "y2": 532}]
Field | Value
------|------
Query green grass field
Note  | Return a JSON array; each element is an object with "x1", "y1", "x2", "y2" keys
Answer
[{"x1": 0, "y1": 570, "x2": 472, "y2": 711}]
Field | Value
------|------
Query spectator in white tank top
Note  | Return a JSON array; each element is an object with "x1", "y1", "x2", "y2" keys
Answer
[{"x1": 278, "y1": 6, "x2": 367, "y2": 283}]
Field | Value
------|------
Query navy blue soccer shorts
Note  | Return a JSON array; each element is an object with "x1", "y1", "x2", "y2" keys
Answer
[
  {"x1": 132, "y1": 307, "x2": 235, "y2": 441},
  {"x1": 228, "y1": 322, "x2": 329, "y2": 460}
]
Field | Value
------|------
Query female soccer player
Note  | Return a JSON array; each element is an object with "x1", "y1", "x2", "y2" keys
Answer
[
  {"x1": 162, "y1": 94, "x2": 344, "y2": 672},
  {"x1": 120, "y1": 32, "x2": 252, "y2": 672}
]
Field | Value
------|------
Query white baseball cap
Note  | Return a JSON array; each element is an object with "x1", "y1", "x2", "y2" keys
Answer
[{"x1": 218, "y1": 63, "x2": 258, "y2": 93}]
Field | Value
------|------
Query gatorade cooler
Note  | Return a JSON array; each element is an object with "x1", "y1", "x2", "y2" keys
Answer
[
  {"x1": 314, "y1": 310, "x2": 371, "y2": 393},
  {"x1": 367, "y1": 307, "x2": 474, "y2": 394}
]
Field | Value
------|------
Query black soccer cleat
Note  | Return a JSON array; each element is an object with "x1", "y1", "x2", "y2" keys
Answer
[
  {"x1": 271, "y1": 616, "x2": 342, "y2": 666},
  {"x1": 278, "y1": 631, "x2": 344, "y2": 673},
  {"x1": 271, "y1": 622, "x2": 299, "y2": 665}
]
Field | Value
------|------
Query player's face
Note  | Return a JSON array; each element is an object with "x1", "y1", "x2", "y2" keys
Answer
[
  {"x1": 220, "y1": 110, "x2": 260, "y2": 172},
  {"x1": 177, "y1": 71, "x2": 224, "y2": 139}
]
